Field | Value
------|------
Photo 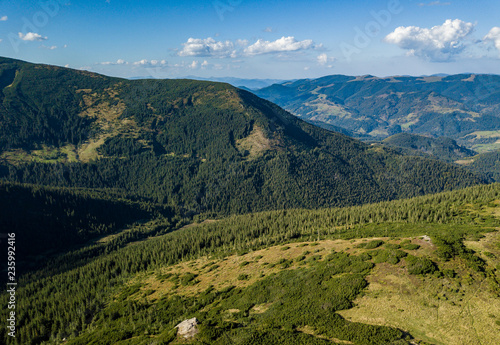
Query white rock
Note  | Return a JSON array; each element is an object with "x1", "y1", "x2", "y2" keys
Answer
[{"x1": 175, "y1": 317, "x2": 199, "y2": 338}]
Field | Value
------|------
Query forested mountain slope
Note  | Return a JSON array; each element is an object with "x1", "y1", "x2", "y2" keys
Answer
[
  {"x1": 1, "y1": 183, "x2": 499, "y2": 345},
  {"x1": 0, "y1": 57, "x2": 486, "y2": 215},
  {"x1": 381, "y1": 133, "x2": 476, "y2": 163}
]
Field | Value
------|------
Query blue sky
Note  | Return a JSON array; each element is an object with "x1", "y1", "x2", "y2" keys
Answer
[{"x1": 1, "y1": 0, "x2": 500, "y2": 79}]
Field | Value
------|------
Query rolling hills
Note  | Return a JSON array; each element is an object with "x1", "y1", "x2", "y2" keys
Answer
[
  {"x1": 253, "y1": 74, "x2": 500, "y2": 150},
  {"x1": 0, "y1": 57, "x2": 486, "y2": 215}
]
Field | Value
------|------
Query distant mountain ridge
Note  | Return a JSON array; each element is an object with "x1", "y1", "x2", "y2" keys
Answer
[
  {"x1": 184, "y1": 76, "x2": 288, "y2": 90},
  {"x1": 253, "y1": 74, "x2": 500, "y2": 152},
  {"x1": 129, "y1": 75, "x2": 288, "y2": 90}
]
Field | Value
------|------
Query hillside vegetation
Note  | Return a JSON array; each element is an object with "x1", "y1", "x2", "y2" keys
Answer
[{"x1": 0, "y1": 183, "x2": 499, "y2": 344}]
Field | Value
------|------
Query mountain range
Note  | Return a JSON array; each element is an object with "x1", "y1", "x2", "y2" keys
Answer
[
  {"x1": 0, "y1": 57, "x2": 484, "y2": 215},
  {"x1": 252, "y1": 74, "x2": 500, "y2": 152}
]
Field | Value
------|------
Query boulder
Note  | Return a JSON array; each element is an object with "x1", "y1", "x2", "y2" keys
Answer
[{"x1": 175, "y1": 317, "x2": 199, "y2": 339}]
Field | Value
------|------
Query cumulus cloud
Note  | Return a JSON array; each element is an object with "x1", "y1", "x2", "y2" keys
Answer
[
  {"x1": 235, "y1": 39, "x2": 248, "y2": 46},
  {"x1": 18, "y1": 32, "x2": 47, "y2": 41},
  {"x1": 98, "y1": 59, "x2": 129, "y2": 65},
  {"x1": 0, "y1": 16, "x2": 7, "y2": 21},
  {"x1": 317, "y1": 53, "x2": 335, "y2": 67},
  {"x1": 133, "y1": 59, "x2": 167, "y2": 66},
  {"x1": 484, "y1": 27, "x2": 500, "y2": 54},
  {"x1": 244, "y1": 36, "x2": 315, "y2": 55},
  {"x1": 418, "y1": 1, "x2": 451, "y2": 6},
  {"x1": 178, "y1": 37, "x2": 235, "y2": 58},
  {"x1": 384, "y1": 19, "x2": 475, "y2": 61}
]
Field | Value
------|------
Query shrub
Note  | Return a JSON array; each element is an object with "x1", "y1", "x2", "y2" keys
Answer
[
  {"x1": 180, "y1": 273, "x2": 199, "y2": 286},
  {"x1": 364, "y1": 240, "x2": 384, "y2": 249},
  {"x1": 405, "y1": 255, "x2": 437, "y2": 275},
  {"x1": 157, "y1": 328, "x2": 177, "y2": 344},
  {"x1": 484, "y1": 251, "x2": 495, "y2": 258},
  {"x1": 442, "y1": 269, "x2": 456, "y2": 278},
  {"x1": 402, "y1": 244, "x2": 420, "y2": 250},
  {"x1": 384, "y1": 243, "x2": 401, "y2": 250}
]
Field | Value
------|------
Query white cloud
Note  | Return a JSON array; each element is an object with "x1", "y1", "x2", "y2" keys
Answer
[
  {"x1": 64, "y1": 64, "x2": 70, "y2": 68},
  {"x1": 418, "y1": 1, "x2": 451, "y2": 6},
  {"x1": 132, "y1": 59, "x2": 167, "y2": 67},
  {"x1": 236, "y1": 39, "x2": 248, "y2": 47},
  {"x1": 0, "y1": 16, "x2": 7, "y2": 21},
  {"x1": 178, "y1": 37, "x2": 235, "y2": 58},
  {"x1": 384, "y1": 19, "x2": 475, "y2": 61},
  {"x1": 98, "y1": 59, "x2": 129, "y2": 65},
  {"x1": 317, "y1": 53, "x2": 335, "y2": 67},
  {"x1": 264, "y1": 27, "x2": 273, "y2": 33},
  {"x1": 244, "y1": 36, "x2": 315, "y2": 55},
  {"x1": 40, "y1": 45, "x2": 57, "y2": 50},
  {"x1": 484, "y1": 27, "x2": 500, "y2": 54},
  {"x1": 18, "y1": 32, "x2": 48, "y2": 41},
  {"x1": 189, "y1": 61, "x2": 199, "y2": 69}
]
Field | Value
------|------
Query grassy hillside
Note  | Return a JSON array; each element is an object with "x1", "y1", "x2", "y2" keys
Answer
[
  {"x1": 1, "y1": 183, "x2": 499, "y2": 344},
  {"x1": 253, "y1": 74, "x2": 500, "y2": 146},
  {"x1": 0, "y1": 57, "x2": 486, "y2": 215}
]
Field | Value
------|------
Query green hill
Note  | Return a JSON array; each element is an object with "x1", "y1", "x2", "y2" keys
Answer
[
  {"x1": 455, "y1": 150, "x2": 500, "y2": 182},
  {"x1": 0, "y1": 57, "x2": 485, "y2": 215},
  {"x1": 253, "y1": 74, "x2": 500, "y2": 149},
  {"x1": 1, "y1": 183, "x2": 499, "y2": 345},
  {"x1": 382, "y1": 133, "x2": 476, "y2": 163}
]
